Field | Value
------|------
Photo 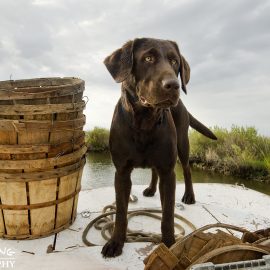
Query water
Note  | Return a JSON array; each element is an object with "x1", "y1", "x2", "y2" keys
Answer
[{"x1": 82, "y1": 152, "x2": 270, "y2": 196}]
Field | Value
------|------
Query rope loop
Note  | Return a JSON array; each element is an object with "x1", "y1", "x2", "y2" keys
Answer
[{"x1": 82, "y1": 198, "x2": 196, "y2": 247}]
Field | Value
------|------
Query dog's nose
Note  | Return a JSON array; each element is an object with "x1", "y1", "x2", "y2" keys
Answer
[{"x1": 162, "y1": 79, "x2": 180, "y2": 91}]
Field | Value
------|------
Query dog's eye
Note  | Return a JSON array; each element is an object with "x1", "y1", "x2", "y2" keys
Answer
[
  {"x1": 171, "y1": 59, "x2": 177, "y2": 65},
  {"x1": 144, "y1": 56, "x2": 154, "y2": 63}
]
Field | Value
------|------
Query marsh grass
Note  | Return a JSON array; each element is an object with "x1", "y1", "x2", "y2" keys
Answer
[
  {"x1": 85, "y1": 126, "x2": 270, "y2": 181},
  {"x1": 85, "y1": 127, "x2": 110, "y2": 152},
  {"x1": 189, "y1": 126, "x2": 270, "y2": 181}
]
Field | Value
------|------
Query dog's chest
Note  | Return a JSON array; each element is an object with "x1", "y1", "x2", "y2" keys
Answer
[{"x1": 132, "y1": 131, "x2": 154, "y2": 153}]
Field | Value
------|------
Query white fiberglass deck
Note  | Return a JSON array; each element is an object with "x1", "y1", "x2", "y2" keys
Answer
[{"x1": 0, "y1": 183, "x2": 270, "y2": 270}]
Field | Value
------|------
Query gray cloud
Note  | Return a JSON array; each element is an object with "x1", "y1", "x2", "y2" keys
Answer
[{"x1": 0, "y1": 0, "x2": 269, "y2": 135}]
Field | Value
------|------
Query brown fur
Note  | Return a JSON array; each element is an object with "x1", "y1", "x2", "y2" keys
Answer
[{"x1": 101, "y1": 38, "x2": 217, "y2": 257}]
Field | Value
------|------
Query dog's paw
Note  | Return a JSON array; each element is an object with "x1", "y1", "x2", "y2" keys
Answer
[
  {"x1": 143, "y1": 187, "x2": 156, "y2": 197},
  {"x1": 182, "y1": 192, "x2": 195, "y2": 204},
  {"x1": 101, "y1": 239, "x2": 124, "y2": 258}
]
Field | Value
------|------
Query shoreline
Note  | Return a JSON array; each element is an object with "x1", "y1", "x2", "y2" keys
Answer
[
  {"x1": 86, "y1": 150, "x2": 270, "y2": 183},
  {"x1": 189, "y1": 157, "x2": 270, "y2": 183}
]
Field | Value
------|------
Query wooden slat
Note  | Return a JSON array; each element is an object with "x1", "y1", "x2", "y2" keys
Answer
[
  {"x1": 0, "y1": 144, "x2": 50, "y2": 154},
  {"x1": 190, "y1": 244, "x2": 269, "y2": 265},
  {"x1": 0, "y1": 134, "x2": 84, "y2": 154},
  {"x1": 0, "y1": 203, "x2": 5, "y2": 235},
  {"x1": 50, "y1": 130, "x2": 84, "y2": 147},
  {"x1": 47, "y1": 136, "x2": 85, "y2": 157},
  {"x1": 0, "y1": 189, "x2": 80, "y2": 210},
  {"x1": 0, "y1": 145, "x2": 87, "y2": 170},
  {"x1": 29, "y1": 178, "x2": 57, "y2": 235},
  {"x1": 49, "y1": 106, "x2": 82, "y2": 152},
  {"x1": 18, "y1": 116, "x2": 49, "y2": 146},
  {"x1": 0, "y1": 158, "x2": 85, "y2": 182},
  {"x1": 17, "y1": 114, "x2": 49, "y2": 160},
  {"x1": 0, "y1": 182, "x2": 29, "y2": 236},
  {"x1": 0, "y1": 102, "x2": 85, "y2": 115},
  {"x1": 0, "y1": 129, "x2": 18, "y2": 170},
  {"x1": 72, "y1": 166, "x2": 84, "y2": 222},
  {"x1": 0, "y1": 221, "x2": 72, "y2": 240},
  {"x1": 56, "y1": 171, "x2": 79, "y2": 228},
  {"x1": 0, "y1": 115, "x2": 86, "y2": 131},
  {"x1": 0, "y1": 87, "x2": 84, "y2": 101},
  {"x1": 0, "y1": 130, "x2": 17, "y2": 145}
]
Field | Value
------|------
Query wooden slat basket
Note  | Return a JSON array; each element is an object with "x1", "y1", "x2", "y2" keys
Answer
[
  {"x1": 144, "y1": 224, "x2": 270, "y2": 270},
  {"x1": 0, "y1": 77, "x2": 87, "y2": 239}
]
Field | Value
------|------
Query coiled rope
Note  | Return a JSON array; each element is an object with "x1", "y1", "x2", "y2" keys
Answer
[{"x1": 82, "y1": 196, "x2": 196, "y2": 246}]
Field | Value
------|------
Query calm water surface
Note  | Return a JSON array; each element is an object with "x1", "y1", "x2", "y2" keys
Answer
[{"x1": 81, "y1": 152, "x2": 270, "y2": 196}]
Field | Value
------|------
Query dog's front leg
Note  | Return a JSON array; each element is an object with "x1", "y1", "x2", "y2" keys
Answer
[
  {"x1": 158, "y1": 168, "x2": 176, "y2": 247},
  {"x1": 101, "y1": 167, "x2": 132, "y2": 257}
]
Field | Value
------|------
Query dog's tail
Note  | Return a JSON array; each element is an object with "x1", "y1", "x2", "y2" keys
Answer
[{"x1": 189, "y1": 113, "x2": 217, "y2": 140}]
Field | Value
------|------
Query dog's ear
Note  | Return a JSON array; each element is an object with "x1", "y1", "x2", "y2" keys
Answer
[
  {"x1": 170, "y1": 41, "x2": 190, "y2": 94},
  {"x1": 104, "y1": 40, "x2": 134, "y2": 83},
  {"x1": 179, "y1": 55, "x2": 190, "y2": 94}
]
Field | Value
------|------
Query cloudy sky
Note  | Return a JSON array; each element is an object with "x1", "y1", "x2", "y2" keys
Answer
[{"x1": 0, "y1": 0, "x2": 269, "y2": 135}]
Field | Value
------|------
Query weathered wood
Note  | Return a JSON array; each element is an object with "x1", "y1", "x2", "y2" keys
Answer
[
  {"x1": 49, "y1": 106, "x2": 83, "y2": 148},
  {"x1": 171, "y1": 223, "x2": 248, "y2": 259},
  {"x1": 0, "y1": 129, "x2": 17, "y2": 167},
  {"x1": 0, "y1": 77, "x2": 86, "y2": 240},
  {"x1": 144, "y1": 224, "x2": 268, "y2": 270},
  {"x1": 0, "y1": 210, "x2": 4, "y2": 235},
  {"x1": 0, "y1": 102, "x2": 85, "y2": 115},
  {"x1": 0, "y1": 134, "x2": 84, "y2": 160},
  {"x1": 18, "y1": 114, "x2": 49, "y2": 160},
  {"x1": 0, "y1": 77, "x2": 84, "y2": 100},
  {"x1": 0, "y1": 77, "x2": 82, "y2": 89},
  {"x1": 0, "y1": 221, "x2": 72, "y2": 240},
  {"x1": 72, "y1": 167, "x2": 83, "y2": 222},
  {"x1": 0, "y1": 158, "x2": 85, "y2": 182},
  {"x1": 0, "y1": 189, "x2": 80, "y2": 210},
  {"x1": 56, "y1": 171, "x2": 79, "y2": 228},
  {"x1": 29, "y1": 178, "x2": 57, "y2": 235},
  {"x1": 0, "y1": 115, "x2": 86, "y2": 131},
  {"x1": 189, "y1": 245, "x2": 270, "y2": 267},
  {"x1": 0, "y1": 144, "x2": 50, "y2": 154},
  {"x1": 0, "y1": 146, "x2": 87, "y2": 170},
  {"x1": 0, "y1": 182, "x2": 29, "y2": 236},
  {"x1": 0, "y1": 194, "x2": 5, "y2": 236}
]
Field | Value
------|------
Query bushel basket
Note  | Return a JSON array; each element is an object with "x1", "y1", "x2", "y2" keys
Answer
[{"x1": 0, "y1": 77, "x2": 87, "y2": 239}]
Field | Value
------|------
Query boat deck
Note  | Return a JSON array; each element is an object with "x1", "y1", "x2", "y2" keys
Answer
[{"x1": 1, "y1": 183, "x2": 270, "y2": 270}]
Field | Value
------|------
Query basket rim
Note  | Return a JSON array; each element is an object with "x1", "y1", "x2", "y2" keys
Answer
[
  {"x1": 0, "y1": 77, "x2": 84, "y2": 90},
  {"x1": 0, "y1": 77, "x2": 85, "y2": 100}
]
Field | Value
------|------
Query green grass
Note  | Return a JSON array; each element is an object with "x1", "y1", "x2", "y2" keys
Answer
[
  {"x1": 189, "y1": 126, "x2": 270, "y2": 181},
  {"x1": 85, "y1": 127, "x2": 110, "y2": 152},
  {"x1": 85, "y1": 125, "x2": 270, "y2": 181}
]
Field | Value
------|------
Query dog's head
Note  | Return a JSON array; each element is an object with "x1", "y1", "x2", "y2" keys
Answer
[{"x1": 104, "y1": 38, "x2": 190, "y2": 109}]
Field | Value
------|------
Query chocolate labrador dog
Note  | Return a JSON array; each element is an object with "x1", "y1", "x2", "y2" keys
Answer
[{"x1": 102, "y1": 38, "x2": 217, "y2": 257}]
